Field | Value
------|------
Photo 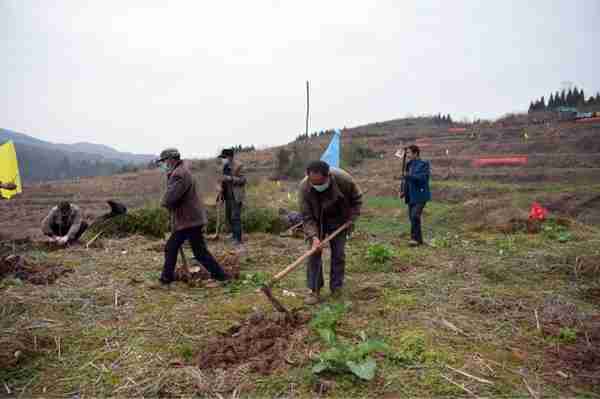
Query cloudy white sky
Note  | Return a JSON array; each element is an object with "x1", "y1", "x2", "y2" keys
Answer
[{"x1": 2, "y1": 1, "x2": 599, "y2": 157}]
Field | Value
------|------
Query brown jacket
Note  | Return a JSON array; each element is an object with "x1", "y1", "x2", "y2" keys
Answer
[
  {"x1": 299, "y1": 168, "x2": 362, "y2": 240},
  {"x1": 41, "y1": 204, "x2": 83, "y2": 239},
  {"x1": 161, "y1": 161, "x2": 207, "y2": 231},
  {"x1": 219, "y1": 159, "x2": 246, "y2": 203}
]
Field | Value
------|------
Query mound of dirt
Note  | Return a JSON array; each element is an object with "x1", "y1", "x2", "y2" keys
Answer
[
  {"x1": 465, "y1": 199, "x2": 531, "y2": 233},
  {"x1": 545, "y1": 194, "x2": 600, "y2": 226},
  {"x1": 196, "y1": 311, "x2": 311, "y2": 375},
  {"x1": 0, "y1": 254, "x2": 72, "y2": 285},
  {"x1": 174, "y1": 252, "x2": 241, "y2": 285}
]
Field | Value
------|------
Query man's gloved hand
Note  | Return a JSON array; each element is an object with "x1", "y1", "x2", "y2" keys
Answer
[
  {"x1": 222, "y1": 175, "x2": 233, "y2": 182},
  {"x1": 57, "y1": 236, "x2": 69, "y2": 246}
]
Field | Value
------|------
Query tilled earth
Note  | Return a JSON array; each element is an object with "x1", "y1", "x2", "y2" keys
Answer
[
  {"x1": 0, "y1": 254, "x2": 72, "y2": 285},
  {"x1": 196, "y1": 310, "x2": 311, "y2": 375}
]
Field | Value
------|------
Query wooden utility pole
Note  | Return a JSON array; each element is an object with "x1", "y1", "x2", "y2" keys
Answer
[{"x1": 305, "y1": 80, "x2": 310, "y2": 137}]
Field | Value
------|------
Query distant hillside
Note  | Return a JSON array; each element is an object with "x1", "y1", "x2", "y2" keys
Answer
[{"x1": 0, "y1": 128, "x2": 155, "y2": 183}]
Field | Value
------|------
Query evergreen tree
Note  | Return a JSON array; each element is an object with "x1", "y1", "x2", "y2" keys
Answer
[
  {"x1": 554, "y1": 91, "x2": 561, "y2": 107},
  {"x1": 560, "y1": 90, "x2": 566, "y2": 106},
  {"x1": 579, "y1": 88, "x2": 586, "y2": 106},
  {"x1": 548, "y1": 93, "x2": 555, "y2": 109},
  {"x1": 528, "y1": 101, "x2": 534, "y2": 113},
  {"x1": 567, "y1": 88, "x2": 574, "y2": 106}
]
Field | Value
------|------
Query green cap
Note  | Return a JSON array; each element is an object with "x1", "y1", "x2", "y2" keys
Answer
[{"x1": 159, "y1": 148, "x2": 180, "y2": 161}]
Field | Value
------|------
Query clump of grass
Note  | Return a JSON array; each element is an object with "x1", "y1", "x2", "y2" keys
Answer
[
  {"x1": 84, "y1": 207, "x2": 170, "y2": 239},
  {"x1": 558, "y1": 327, "x2": 578, "y2": 344},
  {"x1": 366, "y1": 243, "x2": 394, "y2": 265},
  {"x1": 389, "y1": 332, "x2": 426, "y2": 365}
]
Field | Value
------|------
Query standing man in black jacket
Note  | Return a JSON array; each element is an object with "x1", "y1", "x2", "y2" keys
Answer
[{"x1": 217, "y1": 148, "x2": 247, "y2": 247}]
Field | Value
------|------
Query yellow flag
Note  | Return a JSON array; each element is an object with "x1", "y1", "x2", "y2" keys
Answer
[{"x1": 0, "y1": 140, "x2": 22, "y2": 199}]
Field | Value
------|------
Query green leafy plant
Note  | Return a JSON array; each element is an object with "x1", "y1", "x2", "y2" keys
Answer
[
  {"x1": 389, "y1": 333, "x2": 426, "y2": 364},
  {"x1": 366, "y1": 243, "x2": 394, "y2": 265},
  {"x1": 310, "y1": 303, "x2": 389, "y2": 381},
  {"x1": 542, "y1": 219, "x2": 573, "y2": 243},
  {"x1": 225, "y1": 272, "x2": 270, "y2": 294}
]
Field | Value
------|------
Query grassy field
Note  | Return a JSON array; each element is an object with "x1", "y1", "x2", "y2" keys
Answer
[{"x1": 2, "y1": 175, "x2": 599, "y2": 398}]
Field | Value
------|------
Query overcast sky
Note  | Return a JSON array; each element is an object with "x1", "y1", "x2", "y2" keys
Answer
[{"x1": 2, "y1": 1, "x2": 599, "y2": 158}]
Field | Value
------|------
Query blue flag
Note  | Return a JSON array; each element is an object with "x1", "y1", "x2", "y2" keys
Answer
[{"x1": 320, "y1": 129, "x2": 341, "y2": 168}]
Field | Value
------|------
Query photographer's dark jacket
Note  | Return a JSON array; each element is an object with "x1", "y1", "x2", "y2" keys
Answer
[{"x1": 404, "y1": 159, "x2": 431, "y2": 205}]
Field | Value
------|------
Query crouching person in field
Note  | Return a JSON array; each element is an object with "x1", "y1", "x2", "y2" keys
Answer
[
  {"x1": 300, "y1": 161, "x2": 362, "y2": 305},
  {"x1": 41, "y1": 201, "x2": 89, "y2": 246},
  {"x1": 154, "y1": 148, "x2": 228, "y2": 290}
]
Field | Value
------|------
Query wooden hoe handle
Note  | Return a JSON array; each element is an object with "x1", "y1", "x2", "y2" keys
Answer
[{"x1": 269, "y1": 221, "x2": 352, "y2": 285}]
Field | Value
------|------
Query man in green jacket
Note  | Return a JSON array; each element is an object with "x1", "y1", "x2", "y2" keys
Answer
[{"x1": 299, "y1": 160, "x2": 362, "y2": 304}]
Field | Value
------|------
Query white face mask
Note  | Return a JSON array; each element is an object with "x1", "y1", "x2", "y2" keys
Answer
[{"x1": 311, "y1": 180, "x2": 330, "y2": 192}]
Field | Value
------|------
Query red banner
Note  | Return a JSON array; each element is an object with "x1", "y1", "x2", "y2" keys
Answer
[
  {"x1": 575, "y1": 117, "x2": 600, "y2": 123},
  {"x1": 471, "y1": 156, "x2": 528, "y2": 167}
]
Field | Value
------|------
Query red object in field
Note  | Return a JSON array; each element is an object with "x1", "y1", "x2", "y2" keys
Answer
[
  {"x1": 448, "y1": 127, "x2": 467, "y2": 133},
  {"x1": 529, "y1": 202, "x2": 548, "y2": 221},
  {"x1": 471, "y1": 156, "x2": 528, "y2": 167}
]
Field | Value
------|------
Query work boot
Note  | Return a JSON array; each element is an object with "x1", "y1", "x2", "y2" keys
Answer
[
  {"x1": 408, "y1": 239, "x2": 420, "y2": 247},
  {"x1": 304, "y1": 290, "x2": 320, "y2": 305}
]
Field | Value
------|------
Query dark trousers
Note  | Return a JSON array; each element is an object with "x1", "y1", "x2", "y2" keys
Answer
[
  {"x1": 47, "y1": 221, "x2": 89, "y2": 243},
  {"x1": 408, "y1": 202, "x2": 426, "y2": 244},
  {"x1": 161, "y1": 226, "x2": 226, "y2": 284},
  {"x1": 225, "y1": 199, "x2": 243, "y2": 243},
  {"x1": 307, "y1": 224, "x2": 347, "y2": 292}
]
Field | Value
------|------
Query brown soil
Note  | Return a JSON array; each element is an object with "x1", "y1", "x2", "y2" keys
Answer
[
  {"x1": 0, "y1": 254, "x2": 72, "y2": 285},
  {"x1": 0, "y1": 333, "x2": 54, "y2": 369},
  {"x1": 353, "y1": 286, "x2": 381, "y2": 301},
  {"x1": 545, "y1": 194, "x2": 600, "y2": 225},
  {"x1": 542, "y1": 315, "x2": 600, "y2": 390},
  {"x1": 576, "y1": 256, "x2": 600, "y2": 279},
  {"x1": 196, "y1": 310, "x2": 311, "y2": 375},
  {"x1": 174, "y1": 252, "x2": 241, "y2": 285}
]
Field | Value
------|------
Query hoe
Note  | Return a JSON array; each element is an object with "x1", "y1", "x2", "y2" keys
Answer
[{"x1": 260, "y1": 221, "x2": 352, "y2": 317}]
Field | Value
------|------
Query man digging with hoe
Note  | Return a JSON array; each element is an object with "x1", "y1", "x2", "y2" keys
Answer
[
  {"x1": 300, "y1": 161, "x2": 362, "y2": 305},
  {"x1": 153, "y1": 148, "x2": 229, "y2": 290}
]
